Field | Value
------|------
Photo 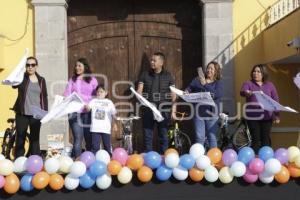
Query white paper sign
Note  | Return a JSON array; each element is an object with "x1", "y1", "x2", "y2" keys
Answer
[
  {"x1": 130, "y1": 87, "x2": 164, "y2": 122},
  {"x1": 31, "y1": 105, "x2": 48, "y2": 120},
  {"x1": 293, "y1": 72, "x2": 300, "y2": 90}
]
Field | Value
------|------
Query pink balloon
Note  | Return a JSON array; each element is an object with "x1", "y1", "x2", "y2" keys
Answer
[
  {"x1": 243, "y1": 168, "x2": 258, "y2": 183},
  {"x1": 112, "y1": 148, "x2": 128, "y2": 166},
  {"x1": 0, "y1": 175, "x2": 5, "y2": 188},
  {"x1": 248, "y1": 158, "x2": 264, "y2": 174}
]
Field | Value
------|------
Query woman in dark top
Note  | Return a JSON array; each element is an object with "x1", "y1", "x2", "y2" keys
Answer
[
  {"x1": 13, "y1": 56, "x2": 48, "y2": 158},
  {"x1": 185, "y1": 61, "x2": 223, "y2": 149}
]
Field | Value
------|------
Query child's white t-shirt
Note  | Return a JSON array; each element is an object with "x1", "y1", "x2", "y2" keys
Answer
[{"x1": 88, "y1": 98, "x2": 116, "y2": 134}]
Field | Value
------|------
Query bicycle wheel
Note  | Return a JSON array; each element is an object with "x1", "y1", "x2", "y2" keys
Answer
[
  {"x1": 175, "y1": 130, "x2": 191, "y2": 155},
  {"x1": 232, "y1": 121, "x2": 251, "y2": 150}
]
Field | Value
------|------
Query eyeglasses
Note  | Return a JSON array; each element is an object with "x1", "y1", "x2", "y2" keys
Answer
[{"x1": 26, "y1": 63, "x2": 37, "y2": 68}]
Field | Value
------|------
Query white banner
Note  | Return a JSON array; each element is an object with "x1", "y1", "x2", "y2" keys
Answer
[
  {"x1": 2, "y1": 48, "x2": 29, "y2": 86},
  {"x1": 293, "y1": 72, "x2": 300, "y2": 90},
  {"x1": 130, "y1": 87, "x2": 164, "y2": 122},
  {"x1": 253, "y1": 91, "x2": 298, "y2": 113}
]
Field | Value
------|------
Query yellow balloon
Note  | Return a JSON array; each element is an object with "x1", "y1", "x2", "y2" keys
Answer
[
  {"x1": 218, "y1": 167, "x2": 234, "y2": 184},
  {"x1": 288, "y1": 146, "x2": 300, "y2": 162}
]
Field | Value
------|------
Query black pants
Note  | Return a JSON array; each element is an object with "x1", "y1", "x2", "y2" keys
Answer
[
  {"x1": 15, "y1": 114, "x2": 41, "y2": 158},
  {"x1": 91, "y1": 132, "x2": 112, "y2": 155},
  {"x1": 246, "y1": 120, "x2": 272, "y2": 153}
]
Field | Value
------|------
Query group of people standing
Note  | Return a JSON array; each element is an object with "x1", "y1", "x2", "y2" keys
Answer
[{"x1": 11, "y1": 52, "x2": 280, "y2": 159}]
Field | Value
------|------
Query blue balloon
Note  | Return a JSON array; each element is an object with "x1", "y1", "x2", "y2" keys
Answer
[
  {"x1": 238, "y1": 147, "x2": 255, "y2": 165},
  {"x1": 179, "y1": 154, "x2": 195, "y2": 170},
  {"x1": 79, "y1": 172, "x2": 95, "y2": 189},
  {"x1": 21, "y1": 174, "x2": 34, "y2": 192},
  {"x1": 156, "y1": 165, "x2": 172, "y2": 181},
  {"x1": 258, "y1": 146, "x2": 274, "y2": 162},
  {"x1": 144, "y1": 151, "x2": 162, "y2": 169},
  {"x1": 88, "y1": 160, "x2": 107, "y2": 177}
]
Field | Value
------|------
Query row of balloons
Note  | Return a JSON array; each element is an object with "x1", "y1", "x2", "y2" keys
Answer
[{"x1": 1, "y1": 144, "x2": 300, "y2": 194}]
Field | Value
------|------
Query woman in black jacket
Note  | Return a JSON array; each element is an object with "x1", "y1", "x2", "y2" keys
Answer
[{"x1": 13, "y1": 56, "x2": 48, "y2": 158}]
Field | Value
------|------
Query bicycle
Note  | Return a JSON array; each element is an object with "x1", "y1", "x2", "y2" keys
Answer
[
  {"x1": 218, "y1": 112, "x2": 252, "y2": 151},
  {"x1": 168, "y1": 112, "x2": 191, "y2": 155},
  {"x1": 116, "y1": 115, "x2": 140, "y2": 155}
]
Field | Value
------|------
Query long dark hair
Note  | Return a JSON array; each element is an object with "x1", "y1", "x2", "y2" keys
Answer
[
  {"x1": 250, "y1": 64, "x2": 268, "y2": 82},
  {"x1": 72, "y1": 58, "x2": 92, "y2": 83}
]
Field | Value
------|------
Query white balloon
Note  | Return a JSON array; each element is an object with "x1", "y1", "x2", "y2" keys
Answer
[
  {"x1": 165, "y1": 153, "x2": 180, "y2": 169},
  {"x1": 219, "y1": 167, "x2": 234, "y2": 184},
  {"x1": 259, "y1": 171, "x2": 274, "y2": 184},
  {"x1": 230, "y1": 161, "x2": 246, "y2": 177},
  {"x1": 265, "y1": 158, "x2": 281, "y2": 175},
  {"x1": 95, "y1": 150, "x2": 111, "y2": 165},
  {"x1": 117, "y1": 167, "x2": 132, "y2": 184},
  {"x1": 196, "y1": 155, "x2": 211, "y2": 170},
  {"x1": 288, "y1": 146, "x2": 300, "y2": 162},
  {"x1": 204, "y1": 166, "x2": 219, "y2": 183},
  {"x1": 14, "y1": 156, "x2": 27, "y2": 173},
  {"x1": 0, "y1": 154, "x2": 5, "y2": 160},
  {"x1": 96, "y1": 173, "x2": 112, "y2": 190},
  {"x1": 64, "y1": 174, "x2": 80, "y2": 190},
  {"x1": 189, "y1": 143, "x2": 205, "y2": 160},
  {"x1": 59, "y1": 156, "x2": 74, "y2": 174},
  {"x1": 70, "y1": 161, "x2": 86, "y2": 178},
  {"x1": 0, "y1": 159, "x2": 14, "y2": 176},
  {"x1": 45, "y1": 157, "x2": 60, "y2": 174},
  {"x1": 172, "y1": 165, "x2": 188, "y2": 181}
]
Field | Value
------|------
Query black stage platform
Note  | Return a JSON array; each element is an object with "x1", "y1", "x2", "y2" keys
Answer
[{"x1": 1, "y1": 176, "x2": 300, "y2": 200}]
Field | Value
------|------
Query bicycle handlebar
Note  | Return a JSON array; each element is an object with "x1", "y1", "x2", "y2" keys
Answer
[{"x1": 116, "y1": 116, "x2": 140, "y2": 121}]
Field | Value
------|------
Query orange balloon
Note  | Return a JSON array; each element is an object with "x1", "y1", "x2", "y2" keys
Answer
[
  {"x1": 287, "y1": 163, "x2": 300, "y2": 178},
  {"x1": 189, "y1": 167, "x2": 204, "y2": 182},
  {"x1": 32, "y1": 171, "x2": 50, "y2": 190},
  {"x1": 127, "y1": 154, "x2": 144, "y2": 171},
  {"x1": 207, "y1": 148, "x2": 222, "y2": 164},
  {"x1": 214, "y1": 160, "x2": 225, "y2": 170},
  {"x1": 275, "y1": 166, "x2": 290, "y2": 184},
  {"x1": 49, "y1": 174, "x2": 64, "y2": 191},
  {"x1": 108, "y1": 160, "x2": 122, "y2": 175},
  {"x1": 137, "y1": 166, "x2": 153, "y2": 183},
  {"x1": 4, "y1": 173, "x2": 20, "y2": 194},
  {"x1": 164, "y1": 148, "x2": 178, "y2": 157}
]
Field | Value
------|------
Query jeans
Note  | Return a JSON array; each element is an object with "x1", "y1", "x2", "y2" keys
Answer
[
  {"x1": 68, "y1": 112, "x2": 92, "y2": 157},
  {"x1": 247, "y1": 120, "x2": 272, "y2": 153},
  {"x1": 91, "y1": 132, "x2": 112, "y2": 155},
  {"x1": 143, "y1": 108, "x2": 170, "y2": 154},
  {"x1": 193, "y1": 116, "x2": 219, "y2": 149}
]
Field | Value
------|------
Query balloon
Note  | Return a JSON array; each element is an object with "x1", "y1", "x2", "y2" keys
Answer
[
  {"x1": 0, "y1": 159, "x2": 14, "y2": 176},
  {"x1": 70, "y1": 161, "x2": 86, "y2": 178},
  {"x1": 80, "y1": 151, "x2": 96, "y2": 168},
  {"x1": 49, "y1": 174, "x2": 64, "y2": 190},
  {"x1": 219, "y1": 167, "x2": 234, "y2": 184},
  {"x1": 20, "y1": 174, "x2": 34, "y2": 192},
  {"x1": 248, "y1": 158, "x2": 264, "y2": 174},
  {"x1": 196, "y1": 155, "x2": 211, "y2": 170},
  {"x1": 258, "y1": 146, "x2": 274, "y2": 162},
  {"x1": 189, "y1": 167, "x2": 204, "y2": 182},
  {"x1": 0, "y1": 175, "x2": 5, "y2": 189},
  {"x1": 95, "y1": 150, "x2": 111, "y2": 165},
  {"x1": 165, "y1": 153, "x2": 180, "y2": 169},
  {"x1": 164, "y1": 148, "x2": 178, "y2": 157},
  {"x1": 14, "y1": 157, "x2": 27, "y2": 173},
  {"x1": 295, "y1": 155, "x2": 300, "y2": 168},
  {"x1": 274, "y1": 148, "x2": 289, "y2": 164},
  {"x1": 243, "y1": 167, "x2": 258, "y2": 183},
  {"x1": 107, "y1": 160, "x2": 122, "y2": 175},
  {"x1": 207, "y1": 148, "x2": 222, "y2": 164},
  {"x1": 137, "y1": 166, "x2": 153, "y2": 183},
  {"x1": 89, "y1": 160, "x2": 107, "y2": 177},
  {"x1": 173, "y1": 165, "x2": 188, "y2": 181},
  {"x1": 179, "y1": 154, "x2": 195, "y2": 170},
  {"x1": 222, "y1": 149, "x2": 237, "y2": 166},
  {"x1": 264, "y1": 158, "x2": 281, "y2": 175},
  {"x1": 126, "y1": 154, "x2": 144, "y2": 171},
  {"x1": 259, "y1": 171, "x2": 274, "y2": 184},
  {"x1": 215, "y1": 160, "x2": 225, "y2": 170},
  {"x1": 96, "y1": 173, "x2": 112, "y2": 190},
  {"x1": 274, "y1": 166, "x2": 290, "y2": 184},
  {"x1": 189, "y1": 143, "x2": 205, "y2": 160},
  {"x1": 32, "y1": 171, "x2": 50, "y2": 190},
  {"x1": 230, "y1": 161, "x2": 246, "y2": 177},
  {"x1": 287, "y1": 163, "x2": 300, "y2": 178},
  {"x1": 238, "y1": 147, "x2": 255, "y2": 165},
  {"x1": 117, "y1": 167, "x2": 132, "y2": 184},
  {"x1": 26, "y1": 155, "x2": 43, "y2": 174},
  {"x1": 59, "y1": 156, "x2": 73, "y2": 174},
  {"x1": 4, "y1": 173, "x2": 20, "y2": 194},
  {"x1": 79, "y1": 172, "x2": 95, "y2": 189},
  {"x1": 144, "y1": 151, "x2": 162, "y2": 169},
  {"x1": 45, "y1": 157, "x2": 60, "y2": 174},
  {"x1": 288, "y1": 146, "x2": 300, "y2": 162},
  {"x1": 64, "y1": 174, "x2": 79, "y2": 190},
  {"x1": 112, "y1": 148, "x2": 128, "y2": 166},
  {"x1": 156, "y1": 165, "x2": 172, "y2": 181},
  {"x1": 204, "y1": 166, "x2": 219, "y2": 183}
]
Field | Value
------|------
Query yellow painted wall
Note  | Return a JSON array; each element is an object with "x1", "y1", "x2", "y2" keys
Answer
[{"x1": 0, "y1": 0, "x2": 34, "y2": 134}]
